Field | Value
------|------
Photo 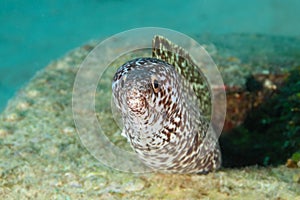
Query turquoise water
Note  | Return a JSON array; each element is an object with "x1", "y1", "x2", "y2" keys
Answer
[{"x1": 1, "y1": 0, "x2": 300, "y2": 111}]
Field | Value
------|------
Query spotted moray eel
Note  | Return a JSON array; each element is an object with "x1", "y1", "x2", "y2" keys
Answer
[{"x1": 112, "y1": 35, "x2": 221, "y2": 174}]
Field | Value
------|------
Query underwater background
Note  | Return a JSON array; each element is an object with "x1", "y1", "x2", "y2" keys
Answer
[
  {"x1": 1, "y1": 0, "x2": 300, "y2": 111},
  {"x1": 1, "y1": 0, "x2": 300, "y2": 199}
]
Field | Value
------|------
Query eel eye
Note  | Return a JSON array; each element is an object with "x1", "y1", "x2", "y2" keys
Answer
[{"x1": 151, "y1": 76, "x2": 160, "y2": 93}]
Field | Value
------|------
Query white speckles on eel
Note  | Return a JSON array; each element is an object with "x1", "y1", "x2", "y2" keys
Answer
[{"x1": 112, "y1": 35, "x2": 221, "y2": 174}]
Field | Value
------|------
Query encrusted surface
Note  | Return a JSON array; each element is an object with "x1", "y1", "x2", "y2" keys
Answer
[{"x1": 0, "y1": 34, "x2": 299, "y2": 199}]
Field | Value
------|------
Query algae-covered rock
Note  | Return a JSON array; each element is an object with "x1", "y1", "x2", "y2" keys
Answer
[
  {"x1": 0, "y1": 34, "x2": 299, "y2": 199},
  {"x1": 221, "y1": 65, "x2": 300, "y2": 167}
]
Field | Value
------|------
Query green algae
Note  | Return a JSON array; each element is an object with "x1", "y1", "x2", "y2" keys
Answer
[{"x1": 292, "y1": 152, "x2": 300, "y2": 163}]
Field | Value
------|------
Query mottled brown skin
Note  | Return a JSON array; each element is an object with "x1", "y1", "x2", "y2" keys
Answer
[{"x1": 112, "y1": 36, "x2": 221, "y2": 174}]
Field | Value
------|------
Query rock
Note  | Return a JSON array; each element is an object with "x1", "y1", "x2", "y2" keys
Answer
[
  {"x1": 0, "y1": 34, "x2": 299, "y2": 199},
  {"x1": 286, "y1": 159, "x2": 298, "y2": 168}
]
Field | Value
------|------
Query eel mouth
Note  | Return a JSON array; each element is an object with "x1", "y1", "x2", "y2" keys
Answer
[{"x1": 126, "y1": 88, "x2": 148, "y2": 114}]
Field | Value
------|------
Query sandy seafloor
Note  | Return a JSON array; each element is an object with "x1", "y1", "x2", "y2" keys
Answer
[{"x1": 0, "y1": 34, "x2": 300, "y2": 199}]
